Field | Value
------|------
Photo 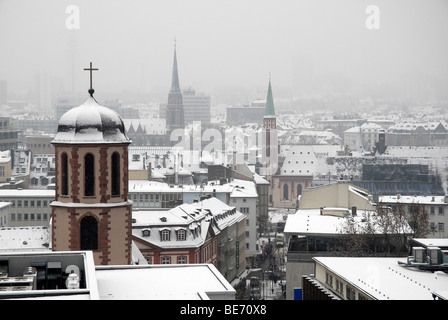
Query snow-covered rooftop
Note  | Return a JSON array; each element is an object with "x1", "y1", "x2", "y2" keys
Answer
[
  {"x1": 0, "y1": 189, "x2": 55, "y2": 197},
  {"x1": 284, "y1": 207, "x2": 412, "y2": 236},
  {"x1": 95, "y1": 263, "x2": 235, "y2": 300},
  {"x1": 380, "y1": 195, "x2": 448, "y2": 205},
  {"x1": 314, "y1": 256, "x2": 448, "y2": 300},
  {"x1": 53, "y1": 97, "x2": 131, "y2": 145},
  {"x1": 132, "y1": 197, "x2": 244, "y2": 249},
  {"x1": 0, "y1": 226, "x2": 51, "y2": 252}
]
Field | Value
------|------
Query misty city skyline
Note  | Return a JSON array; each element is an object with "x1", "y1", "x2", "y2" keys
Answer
[{"x1": 1, "y1": 0, "x2": 447, "y2": 102}]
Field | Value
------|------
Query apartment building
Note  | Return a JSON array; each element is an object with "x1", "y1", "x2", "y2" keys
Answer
[{"x1": 0, "y1": 189, "x2": 54, "y2": 227}]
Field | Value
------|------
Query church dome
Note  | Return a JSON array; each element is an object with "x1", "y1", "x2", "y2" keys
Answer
[{"x1": 52, "y1": 96, "x2": 131, "y2": 144}]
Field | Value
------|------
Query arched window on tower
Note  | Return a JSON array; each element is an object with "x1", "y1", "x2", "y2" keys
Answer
[
  {"x1": 111, "y1": 152, "x2": 120, "y2": 196},
  {"x1": 283, "y1": 183, "x2": 289, "y2": 200},
  {"x1": 80, "y1": 216, "x2": 98, "y2": 250},
  {"x1": 61, "y1": 152, "x2": 69, "y2": 196},
  {"x1": 84, "y1": 153, "x2": 95, "y2": 196}
]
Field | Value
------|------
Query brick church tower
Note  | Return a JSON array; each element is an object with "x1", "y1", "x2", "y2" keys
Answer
[
  {"x1": 50, "y1": 64, "x2": 133, "y2": 265},
  {"x1": 261, "y1": 76, "x2": 278, "y2": 178}
]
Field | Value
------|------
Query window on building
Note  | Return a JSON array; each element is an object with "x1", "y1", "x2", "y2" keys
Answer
[
  {"x1": 161, "y1": 257, "x2": 170, "y2": 264},
  {"x1": 61, "y1": 152, "x2": 69, "y2": 196},
  {"x1": 346, "y1": 285, "x2": 356, "y2": 300},
  {"x1": 438, "y1": 207, "x2": 444, "y2": 215},
  {"x1": 111, "y1": 152, "x2": 120, "y2": 196},
  {"x1": 326, "y1": 272, "x2": 333, "y2": 287},
  {"x1": 84, "y1": 153, "x2": 95, "y2": 196},
  {"x1": 176, "y1": 229, "x2": 186, "y2": 241},
  {"x1": 358, "y1": 293, "x2": 368, "y2": 300},
  {"x1": 0, "y1": 166, "x2": 4, "y2": 177},
  {"x1": 80, "y1": 216, "x2": 98, "y2": 250},
  {"x1": 177, "y1": 256, "x2": 187, "y2": 264},
  {"x1": 336, "y1": 279, "x2": 344, "y2": 295},
  {"x1": 297, "y1": 184, "x2": 302, "y2": 196},
  {"x1": 161, "y1": 229, "x2": 170, "y2": 241},
  {"x1": 283, "y1": 184, "x2": 289, "y2": 200}
]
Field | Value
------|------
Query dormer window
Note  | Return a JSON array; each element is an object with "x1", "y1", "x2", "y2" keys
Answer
[
  {"x1": 142, "y1": 229, "x2": 150, "y2": 237},
  {"x1": 176, "y1": 229, "x2": 186, "y2": 241},
  {"x1": 160, "y1": 229, "x2": 170, "y2": 241}
]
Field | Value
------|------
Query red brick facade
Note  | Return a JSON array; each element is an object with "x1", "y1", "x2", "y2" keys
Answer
[{"x1": 52, "y1": 143, "x2": 132, "y2": 265}]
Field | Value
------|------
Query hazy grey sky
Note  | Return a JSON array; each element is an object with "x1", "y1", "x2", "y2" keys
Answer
[{"x1": 1, "y1": 0, "x2": 447, "y2": 95}]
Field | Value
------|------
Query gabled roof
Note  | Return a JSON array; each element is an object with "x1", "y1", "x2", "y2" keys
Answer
[
  {"x1": 131, "y1": 197, "x2": 244, "y2": 249},
  {"x1": 280, "y1": 145, "x2": 317, "y2": 176}
]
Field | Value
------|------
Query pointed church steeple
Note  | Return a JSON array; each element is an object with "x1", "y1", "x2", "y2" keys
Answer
[
  {"x1": 166, "y1": 40, "x2": 184, "y2": 142},
  {"x1": 265, "y1": 75, "x2": 276, "y2": 117},
  {"x1": 170, "y1": 41, "x2": 181, "y2": 94}
]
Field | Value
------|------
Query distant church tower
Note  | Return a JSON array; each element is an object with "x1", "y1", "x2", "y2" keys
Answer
[
  {"x1": 263, "y1": 76, "x2": 277, "y2": 158},
  {"x1": 261, "y1": 76, "x2": 278, "y2": 210},
  {"x1": 166, "y1": 42, "x2": 184, "y2": 145},
  {"x1": 51, "y1": 63, "x2": 133, "y2": 265}
]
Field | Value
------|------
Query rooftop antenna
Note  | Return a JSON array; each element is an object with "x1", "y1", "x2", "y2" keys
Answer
[{"x1": 83, "y1": 62, "x2": 99, "y2": 97}]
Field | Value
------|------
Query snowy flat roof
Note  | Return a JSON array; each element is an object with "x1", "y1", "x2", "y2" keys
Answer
[
  {"x1": 95, "y1": 264, "x2": 235, "y2": 300},
  {"x1": 283, "y1": 208, "x2": 411, "y2": 236},
  {"x1": 284, "y1": 209, "x2": 345, "y2": 236},
  {"x1": 129, "y1": 180, "x2": 234, "y2": 193},
  {"x1": 0, "y1": 226, "x2": 51, "y2": 252},
  {"x1": 314, "y1": 256, "x2": 448, "y2": 300},
  {"x1": 0, "y1": 189, "x2": 55, "y2": 197},
  {"x1": 0, "y1": 251, "x2": 235, "y2": 300},
  {"x1": 380, "y1": 195, "x2": 447, "y2": 205},
  {"x1": 411, "y1": 238, "x2": 448, "y2": 248}
]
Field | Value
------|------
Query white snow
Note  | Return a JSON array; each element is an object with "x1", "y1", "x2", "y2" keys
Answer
[{"x1": 314, "y1": 256, "x2": 448, "y2": 300}]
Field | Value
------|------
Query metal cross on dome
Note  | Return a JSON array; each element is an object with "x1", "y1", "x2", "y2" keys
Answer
[{"x1": 83, "y1": 62, "x2": 98, "y2": 96}]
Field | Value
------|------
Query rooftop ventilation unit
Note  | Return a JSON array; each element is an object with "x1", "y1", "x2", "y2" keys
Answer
[{"x1": 399, "y1": 246, "x2": 448, "y2": 273}]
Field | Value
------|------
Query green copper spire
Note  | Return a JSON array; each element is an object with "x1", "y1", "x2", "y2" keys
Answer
[
  {"x1": 170, "y1": 40, "x2": 181, "y2": 94},
  {"x1": 265, "y1": 75, "x2": 276, "y2": 116}
]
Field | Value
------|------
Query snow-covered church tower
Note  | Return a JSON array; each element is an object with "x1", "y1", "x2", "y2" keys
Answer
[{"x1": 50, "y1": 63, "x2": 133, "y2": 265}]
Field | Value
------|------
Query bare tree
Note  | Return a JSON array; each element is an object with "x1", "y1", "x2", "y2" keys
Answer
[
  {"x1": 336, "y1": 209, "x2": 411, "y2": 256},
  {"x1": 406, "y1": 202, "x2": 431, "y2": 238}
]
